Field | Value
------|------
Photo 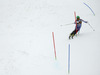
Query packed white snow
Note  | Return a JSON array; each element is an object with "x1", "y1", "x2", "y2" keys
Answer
[{"x1": 0, "y1": 0, "x2": 100, "y2": 75}]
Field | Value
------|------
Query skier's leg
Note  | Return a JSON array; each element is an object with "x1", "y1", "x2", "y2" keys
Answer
[
  {"x1": 75, "y1": 30, "x2": 79, "y2": 36},
  {"x1": 69, "y1": 30, "x2": 76, "y2": 39},
  {"x1": 72, "y1": 31, "x2": 76, "y2": 38},
  {"x1": 72, "y1": 30, "x2": 76, "y2": 36},
  {"x1": 69, "y1": 31, "x2": 74, "y2": 39},
  {"x1": 71, "y1": 30, "x2": 76, "y2": 35},
  {"x1": 77, "y1": 30, "x2": 80, "y2": 35}
]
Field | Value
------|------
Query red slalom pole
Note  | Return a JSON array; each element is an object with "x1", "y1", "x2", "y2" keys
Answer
[
  {"x1": 74, "y1": 11, "x2": 77, "y2": 33},
  {"x1": 52, "y1": 32, "x2": 57, "y2": 60}
]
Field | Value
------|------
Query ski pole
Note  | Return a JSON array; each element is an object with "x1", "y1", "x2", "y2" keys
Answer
[
  {"x1": 87, "y1": 22, "x2": 95, "y2": 31},
  {"x1": 60, "y1": 23, "x2": 74, "y2": 26}
]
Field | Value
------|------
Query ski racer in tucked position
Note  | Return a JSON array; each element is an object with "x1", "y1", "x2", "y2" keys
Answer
[{"x1": 69, "y1": 16, "x2": 88, "y2": 39}]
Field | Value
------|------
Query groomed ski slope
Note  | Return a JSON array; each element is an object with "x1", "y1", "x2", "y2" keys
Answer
[{"x1": 0, "y1": 0, "x2": 100, "y2": 75}]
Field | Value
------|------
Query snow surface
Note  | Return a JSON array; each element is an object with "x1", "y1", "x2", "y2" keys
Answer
[{"x1": 0, "y1": 0, "x2": 100, "y2": 75}]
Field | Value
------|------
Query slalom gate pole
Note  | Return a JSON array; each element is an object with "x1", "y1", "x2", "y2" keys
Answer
[
  {"x1": 74, "y1": 11, "x2": 77, "y2": 32},
  {"x1": 52, "y1": 32, "x2": 57, "y2": 60},
  {"x1": 83, "y1": 2, "x2": 95, "y2": 16},
  {"x1": 88, "y1": 23, "x2": 95, "y2": 31},
  {"x1": 68, "y1": 44, "x2": 70, "y2": 74}
]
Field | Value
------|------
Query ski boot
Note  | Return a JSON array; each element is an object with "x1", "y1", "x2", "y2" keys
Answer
[{"x1": 69, "y1": 34, "x2": 74, "y2": 39}]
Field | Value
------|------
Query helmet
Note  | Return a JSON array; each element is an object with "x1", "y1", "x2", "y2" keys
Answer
[{"x1": 76, "y1": 16, "x2": 80, "y2": 19}]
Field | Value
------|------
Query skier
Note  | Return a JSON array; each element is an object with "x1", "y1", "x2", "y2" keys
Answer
[{"x1": 69, "y1": 16, "x2": 88, "y2": 39}]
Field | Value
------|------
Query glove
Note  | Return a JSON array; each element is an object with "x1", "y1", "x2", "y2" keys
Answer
[{"x1": 85, "y1": 21, "x2": 88, "y2": 23}]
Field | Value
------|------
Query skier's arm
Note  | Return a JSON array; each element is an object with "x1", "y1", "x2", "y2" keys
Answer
[{"x1": 81, "y1": 19, "x2": 88, "y2": 23}]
